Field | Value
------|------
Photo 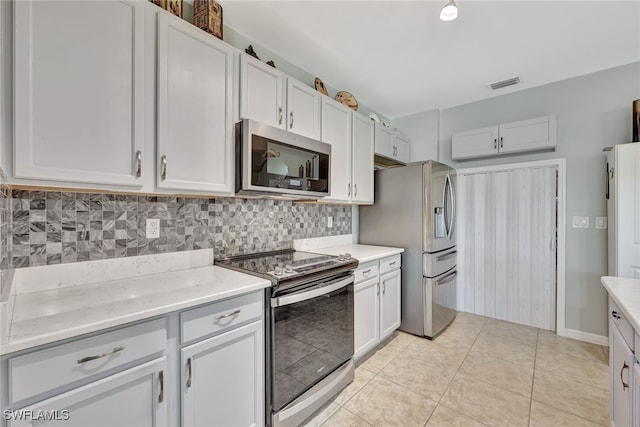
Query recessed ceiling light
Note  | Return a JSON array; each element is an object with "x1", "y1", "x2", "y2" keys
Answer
[{"x1": 440, "y1": 0, "x2": 458, "y2": 21}]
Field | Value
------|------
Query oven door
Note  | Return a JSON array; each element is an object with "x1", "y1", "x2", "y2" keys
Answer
[{"x1": 270, "y1": 274, "x2": 354, "y2": 412}]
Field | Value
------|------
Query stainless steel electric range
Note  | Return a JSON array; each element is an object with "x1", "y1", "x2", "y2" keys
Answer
[{"x1": 216, "y1": 249, "x2": 359, "y2": 427}]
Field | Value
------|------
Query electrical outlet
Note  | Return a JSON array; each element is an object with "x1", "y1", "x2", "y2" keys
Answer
[
  {"x1": 595, "y1": 216, "x2": 608, "y2": 230},
  {"x1": 572, "y1": 216, "x2": 590, "y2": 229},
  {"x1": 146, "y1": 218, "x2": 160, "y2": 238},
  {"x1": 327, "y1": 216, "x2": 333, "y2": 228}
]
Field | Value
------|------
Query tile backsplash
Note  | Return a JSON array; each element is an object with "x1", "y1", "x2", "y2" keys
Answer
[{"x1": 10, "y1": 189, "x2": 351, "y2": 268}]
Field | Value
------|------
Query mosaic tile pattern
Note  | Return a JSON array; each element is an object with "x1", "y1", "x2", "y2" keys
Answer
[
  {"x1": 10, "y1": 190, "x2": 351, "y2": 268},
  {"x1": 0, "y1": 171, "x2": 9, "y2": 269}
]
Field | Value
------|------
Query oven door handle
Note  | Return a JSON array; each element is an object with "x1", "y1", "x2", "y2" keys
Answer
[{"x1": 271, "y1": 276, "x2": 353, "y2": 308}]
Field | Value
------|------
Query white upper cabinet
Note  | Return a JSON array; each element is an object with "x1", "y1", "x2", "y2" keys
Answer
[
  {"x1": 393, "y1": 132, "x2": 411, "y2": 164},
  {"x1": 321, "y1": 97, "x2": 352, "y2": 202},
  {"x1": 374, "y1": 124, "x2": 410, "y2": 164},
  {"x1": 374, "y1": 124, "x2": 394, "y2": 159},
  {"x1": 240, "y1": 55, "x2": 285, "y2": 129},
  {"x1": 451, "y1": 126, "x2": 499, "y2": 159},
  {"x1": 287, "y1": 78, "x2": 322, "y2": 140},
  {"x1": 452, "y1": 115, "x2": 557, "y2": 160},
  {"x1": 13, "y1": 0, "x2": 145, "y2": 187},
  {"x1": 156, "y1": 13, "x2": 235, "y2": 194},
  {"x1": 499, "y1": 115, "x2": 557, "y2": 154},
  {"x1": 351, "y1": 112, "x2": 374, "y2": 204}
]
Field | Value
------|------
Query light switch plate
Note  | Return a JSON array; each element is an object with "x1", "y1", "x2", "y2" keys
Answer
[
  {"x1": 595, "y1": 216, "x2": 608, "y2": 229},
  {"x1": 327, "y1": 216, "x2": 333, "y2": 228},
  {"x1": 572, "y1": 216, "x2": 590, "y2": 229}
]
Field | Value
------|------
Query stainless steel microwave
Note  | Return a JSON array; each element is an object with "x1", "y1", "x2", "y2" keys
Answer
[{"x1": 235, "y1": 119, "x2": 331, "y2": 198}]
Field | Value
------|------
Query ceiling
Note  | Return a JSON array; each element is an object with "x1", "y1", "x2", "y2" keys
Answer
[{"x1": 221, "y1": 1, "x2": 640, "y2": 120}]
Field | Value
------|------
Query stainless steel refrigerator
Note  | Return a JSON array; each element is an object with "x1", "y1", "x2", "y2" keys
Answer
[{"x1": 360, "y1": 161, "x2": 457, "y2": 338}]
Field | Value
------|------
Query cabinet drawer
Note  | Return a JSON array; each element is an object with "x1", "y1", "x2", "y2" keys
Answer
[
  {"x1": 181, "y1": 291, "x2": 263, "y2": 344},
  {"x1": 610, "y1": 298, "x2": 634, "y2": 350},
  {"x1": 354, "y1": 261, "x2": 379, "y2": 284},
  {"x1": 8, "y1": 318, "x2": 167, "y2": 405},
  {"x1": 379, "y1": 254, "x2": 401, "y2": 275}
]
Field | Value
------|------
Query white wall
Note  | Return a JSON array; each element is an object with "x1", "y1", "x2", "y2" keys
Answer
[
  {"x1": 437, "y1": 62, "x2": 640, "y2": 337},
  {"x1": 392, "y1": 109, "x2": 439, "y2": 162}
]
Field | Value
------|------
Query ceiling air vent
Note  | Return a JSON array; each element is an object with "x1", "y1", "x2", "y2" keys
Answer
[{"x1": 489, "y1": 77, "x2": 521, "y2": 91}]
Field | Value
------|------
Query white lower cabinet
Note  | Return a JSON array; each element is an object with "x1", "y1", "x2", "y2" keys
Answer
[
  {"x1": 1, "y1": 291, "x2": 265, "y2": 427},
  {"x1": 181, "y1": 321, "x2": 264, "y2": 427},
  {"x1": 10, "y1": 357, "x2": 167, "y2": 427},
  {"x1": 353, "y1": 256, "x2": 402, "y2": 360},
  {"x1": 379, "y1": 269, "x2": 401, "y2": 340},
  {"x1": 354, "y1": 276, "x2": 379, "y2": 360},
  {"x1": 609, "y1": 298, "x2": 635, "y2": 427}
]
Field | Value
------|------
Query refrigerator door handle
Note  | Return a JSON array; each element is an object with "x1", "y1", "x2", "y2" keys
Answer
[
  {"x1": 444, "y1": 173, "x2": 455, "y2": 240},
  {"x1": 442, "y1": 174, "x2": 450, "y2": 238},
  {"x1": 435, "y1": 270, "x2": 457, "y2": 286},
  {"x1": 448, "y1": 173, "x2": 456, "y2": 240}
]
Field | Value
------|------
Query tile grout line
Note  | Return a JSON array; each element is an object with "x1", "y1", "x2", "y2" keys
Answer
[{"x1": 422, "y1": 319, "x2": 488, "y2": 427}]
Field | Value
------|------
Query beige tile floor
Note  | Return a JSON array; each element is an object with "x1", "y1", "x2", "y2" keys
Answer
[{"x1": 303, "y1": 312, "x2": 610, "y2": 427}]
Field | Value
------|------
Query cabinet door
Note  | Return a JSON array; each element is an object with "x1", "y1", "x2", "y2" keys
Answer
[
  {"x1": 157, "y1": 13, "x2": 234, "y2": 194},
  {"x1": 321, "y1": 98, "x2": 352, "y2": 202},
  {"x1": 354, "y1": 277, "x2": 380, "y2": 360},
  {"x1": 451, "y1": 126, "x2": 499, "y2": 160},
  {"x1": 240, "y1": 55, "x2": 285, "y2": 129},
  {"x1": 379, "y1": 269, "x2": 401, "y2": 340},
  {"x1": 498, "y1": 115, "x2": 557, "y2": 154},
  {"x1": 374, "y1": 124, "x2": 394, "y2": 159},
  {"x1": 182, "y1": 321, "x2": 264, "y2": 427},
  {"x1": 351, "y1": 113, "x2": 374, "y2": 204},
  {"x1": 9, "y1": 358, "x2": 167, "y2": 427},
  {"x1": 287, "y1": 79, "x2": 321, "y2": 139},
  {"x1": 610, "y1": 321, "x2": 634, "y2": 427},
  {"x1": 14, "y1": 0, "x2": 144, "y2": 187},
  {"x1": 393, "y1": 133, "x2": 411, "y2": 163}
]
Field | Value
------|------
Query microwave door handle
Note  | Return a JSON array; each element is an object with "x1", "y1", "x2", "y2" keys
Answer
[{"x1": 271, "y1": 276, "x2": 353, "y2": 308}]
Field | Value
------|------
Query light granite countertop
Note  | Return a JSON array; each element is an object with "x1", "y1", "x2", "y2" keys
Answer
[
  {"x1": 1, "y1": 251, "x2": 270, "y2": 356},
  {"x1": 312, "y1": 244, "x2": 404, "y2": 264},
  {"x1": 601, "y1": 276, "x2": 640, "y2": 332}
]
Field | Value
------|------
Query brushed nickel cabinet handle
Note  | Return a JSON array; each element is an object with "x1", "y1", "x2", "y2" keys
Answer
[
  {"x1": 493, "y1": 139, "x2": 497, "y2": 149},
  {"x1": 161, "y1": 155, "x2": 167, "y2": 181},
  {"x1": 278, "y1": 107, "x2": 283, "y2": 125},
  {"x1": 158, "y1": 370, "x2": 164, "y2": 403},
  {"x1": 354, "y1": 184, "x2": 358, "y2": 197},
  {"x1": 382, "y1": 281, "x2": 387, "y2": 293},
  {"x1": 77, "y1": 346, "x2": 124, "y2": 364},
  {"x1": 348, "y1": 183, "x2": 351, "y2": 196},
  {"x1": 215, "y1": 309, "x2": 241, "y2": 320},
  {"x1": 362, "y1": 269, "x2": 371, "y2": 276},
  {"x1": 389, "y1": 261, "x2": 397, "y2": 267},
  {"x1": 611, "y1": 310, "x2": 621, "y2": 320},
  {"x1": 135, "y1": 150, "x2": 142, "y2": 178},
  {"x1": 621, "y1": 361, "x2": 629, "y2": 390},
  {"x1": 500, "y1": 136, "x2": 504, "y2": 148},
  {"x1": 186, "y1": 358, "x2": 192, "y2": 388},
  {"x1": 290, "y1": 112, "x2": 294, "y2": 129}
]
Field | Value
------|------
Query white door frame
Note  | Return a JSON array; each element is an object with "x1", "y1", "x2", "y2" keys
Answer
[{"x1": 456, "y1": 158, "x2": 567, "y2": 337}]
